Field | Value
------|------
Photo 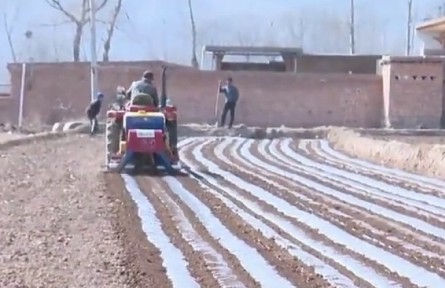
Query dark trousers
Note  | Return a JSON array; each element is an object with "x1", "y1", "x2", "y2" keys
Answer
[
  {"x1": 220, "y1": 101, "x2": 236, "y2": 128},
  {"x1": 88, "y1": 114, "x2": 99, "y2": 134}
]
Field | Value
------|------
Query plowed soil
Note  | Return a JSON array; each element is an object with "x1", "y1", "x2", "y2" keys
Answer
[
  {"x1": 0, "y1": 135, "x2": 129, "y2": 287},
  {"x1": 3, "y1": 133, "x2": 445, "y2": 287}
]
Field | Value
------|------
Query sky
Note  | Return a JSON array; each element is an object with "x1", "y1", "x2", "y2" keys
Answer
[{"x1": 0, "y1": 0, "x2": 444, "y2": 83}]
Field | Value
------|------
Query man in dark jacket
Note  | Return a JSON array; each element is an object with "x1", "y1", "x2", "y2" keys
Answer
[
  {"x1": 86, "y1": 92, "x2": 104, "y2": 135},
  {"x1": 219, "y1": 77, "x2": 239, "y2": 128},
  {"x1": 126, "y1": 70, "x2": 159, "y2": 107}
]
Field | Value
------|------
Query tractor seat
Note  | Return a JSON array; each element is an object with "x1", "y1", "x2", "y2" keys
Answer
[
  {"x1": 125, "y1": 103, "x2": 158, "y2": 112},
  {"x1": 126, "y1": 93, "x2": 158, "y2": 112}
]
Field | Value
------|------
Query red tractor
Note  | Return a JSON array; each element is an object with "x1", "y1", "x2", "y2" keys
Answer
[{"x1": 105, "y1": 66, "x2": 180, "y2": 174}]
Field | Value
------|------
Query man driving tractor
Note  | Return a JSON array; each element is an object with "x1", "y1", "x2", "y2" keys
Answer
[{"x1": 126, "y1": 70, "x2": 159, "y2": 107}]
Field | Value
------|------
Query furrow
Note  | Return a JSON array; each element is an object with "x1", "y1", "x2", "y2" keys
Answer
[
  {"x1": 251, "y1": 139, "x2": 445, "y2": 275},
  {"x1": 285, "y1": 139, "x2": 445, "y2": 216},
  {"x1": 317, "y1": 140, "x2": 445, "y2": 194},
  {"x1": 181, "y1": 141, "x2": 365, "y2": 287},
  {"x1": 181, "y1": 140, "x2": 324, "y2": 287},
  {"x1": 190, "y1": 138, "x2": 417, "y2": 287},
  {"x1": 302, "y1": 139, "x2": 445, "y2": 220},
  {"x1": 297, "y1": 140, "x2": 441, "y2": 196},
  {"x1": 136, "y1": 175, "x2": 248, "y2": 288},
  {"x1": 257, "y1": 139, "x2": 445, "y2": 249},
  {"x1": 120, "y1": 174, "x2": 200, "y2": 288},
  {"x1": 210, "y1": 138, "x2": 445, "y2": 287},
  {"x1": 162, "y1": 174, "x2": 297, "y2": 288},
  {"x1": 228, "y1": 138, "x2": 445, "y2": 272}
]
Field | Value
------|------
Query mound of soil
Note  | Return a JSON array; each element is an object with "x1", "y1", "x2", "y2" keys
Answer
[{"x1": 327, "y1": 127, "x2": 445, "y2": 179}]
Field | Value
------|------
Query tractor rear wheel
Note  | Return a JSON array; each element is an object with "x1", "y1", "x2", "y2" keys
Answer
[{"x1": 106, "y1": 119, "x2": 121, "y2": 161}]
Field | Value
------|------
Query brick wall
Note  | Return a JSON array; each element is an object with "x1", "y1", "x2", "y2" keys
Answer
[
  {"x1": 380, "y1": 56, "x2": 444, "y2": 128},
  {"x1": 297, "y1": 55, "x2": 381, "y2": 74},
  {"x1": 0, "y1": 97, "x2": 15, "y2": 123},
  {"x1": 6, "y1": 61, "x2": 383, "y2": 128},
  {"x1": 7, "y1": 61, "x2": 177, "y2": 125}
]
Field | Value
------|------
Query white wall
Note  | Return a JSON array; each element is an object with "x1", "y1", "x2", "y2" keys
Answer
[{"x1": 416, "y1": 30, "x2": 443, "y2": 55}]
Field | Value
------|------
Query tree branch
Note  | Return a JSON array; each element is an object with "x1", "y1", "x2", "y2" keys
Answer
[
  {"x1": 187, "y1": 0, "x2": 199, "y2": 67},
  {"x1": 45, "y1": 0, "x2": 79, "y2": 23},
  {"x1": 2, "y1": 9, "x2": 18, "y2": 62},
  {"x1": 95, "y1": 18, "x2": 109, "y2": 25},
  {"x1": 45, "y1": 0, "x2": 113, "y2": 61},
  {"x1": 37, "y1": 20, "x2": 73, "y2": 27},
  {"x1": 80, "y1": 0, "x2": 88, "y2": 21},
  {"x1": 84, "y1": 0, "x2": 111, "y2": 22},
  {"x1": 102, "y1": 0, "x2": 123, "y2": 61}
]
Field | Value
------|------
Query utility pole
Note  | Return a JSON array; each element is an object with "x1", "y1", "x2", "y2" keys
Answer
[
  {"x1": 89, "y1": 0, "x2": 98, "y2": 102},
  {"x1": 349, "y1": 0, "x2": 355, "y2": 54},
  {"x1": 406, "y1": 0, "x2": 413, "y2": 56}
]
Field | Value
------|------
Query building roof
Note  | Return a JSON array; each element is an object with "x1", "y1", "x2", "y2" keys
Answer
[
  {"x1": 416, "y1": 16, "x2": 445, "y2": 32},
  {"x1": 203, "y1": 45, "x2": 303, "y2": 56}
]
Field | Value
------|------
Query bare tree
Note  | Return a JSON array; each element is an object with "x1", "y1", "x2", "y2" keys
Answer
[
  {"x1": 2, "y1": 15, "x2": 17, "y2": 62},
  {"x1": 265, "y1": 22, "x2": 279, "y2": 46},
  {"x1": 437, "y1": 1, "x2": 445, "y2": 16},
  {"x1": 102, "y1": 0, "x2": 123, "y2": 61},
  {"x1": 20, "y1": 29, "x2": 70, "y2": 62},
  {"x1": 2, "y1": 1, "x2": 22, "y2": 62},
  {"x1": 195, "y1": 19, "x2": 217, "y2": 46},
  {"x1": 284, "y1": 12, "x2": 306, "y2": 48},
  {"x1": 354, "y1": 5, "x2": 381, "y2": 54},
  {"x1": 236, "y1": 30, "x2": 256, "y2": 46},
  {"x1": 187, "y1": 0, "x2": 199, "y2": 68},
  {"x1": 349, "y1": 0, "x2": 355, "y2": 54},
  {"x1": 314, "y1": 12, "x2": 348, "y2": 53},
  {"x1": 406, "y1": 0, "x2": 413, "y2": 55},
  {"x1": 45, "y1": 0, "x2": 110, "y2": 62},
  {"x1": 161, "y1": 18, "x2": 169, "y2": 61},
  {"x1": 410, "y1": 3, "x2": 419, "y2": 54}
]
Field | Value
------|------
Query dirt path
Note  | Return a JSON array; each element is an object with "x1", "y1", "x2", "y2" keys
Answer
[
  {"x1": 0, "y1": 135, "x2": 129, "y2": 288},
  {"x1": 111, "y1": 136, "x2": 445, "y2": 287}
]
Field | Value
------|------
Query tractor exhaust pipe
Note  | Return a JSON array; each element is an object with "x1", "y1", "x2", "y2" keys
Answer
[{"x1": 160, "y1": 66, "x2": 168, "y2": 108}]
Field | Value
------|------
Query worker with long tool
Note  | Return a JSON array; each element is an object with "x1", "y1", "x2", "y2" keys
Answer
[{"x1": 218, "y1": 76, "x2": 239, "y2": 128}]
